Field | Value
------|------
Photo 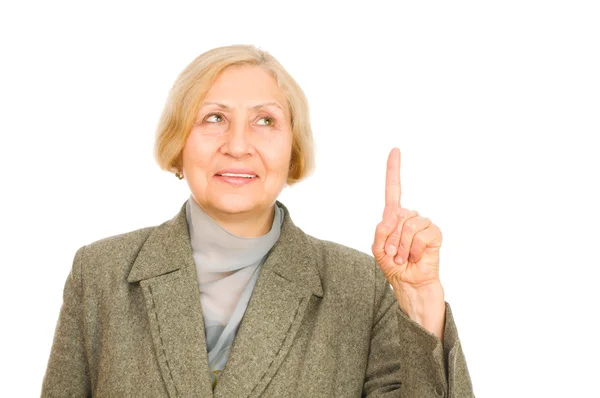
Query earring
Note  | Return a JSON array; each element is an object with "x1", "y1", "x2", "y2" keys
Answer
[{"x1": 175, "y1": 170, "x2": 184, "y2": 180}]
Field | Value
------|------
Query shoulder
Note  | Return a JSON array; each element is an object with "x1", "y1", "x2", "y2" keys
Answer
[
  {"x1": 81, "y1": 225, "x2": 155, "y2": 261},
  {"x1": 303, "y1": 232, "x2": 386, "y2": 295},
  {"x1": 302, "y1": 231, "x2": 398, "y2": 324},
  {"x1": 298, "y1": 231, "x2": 394, "y2": 330},
  {"x1": 307, "y1": 233, "x2": 376, "y2": 271},
  {"x1": 74, "y1": 224, "x2": 157, "y2": 282}
]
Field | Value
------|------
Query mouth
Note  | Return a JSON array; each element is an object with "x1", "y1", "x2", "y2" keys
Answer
[
  {"x1": 215, "y1": 172, "x2": 257, "y2": 179},
  {"x1": 214, "y1": 172, "x2": 259, "y2": 186}
]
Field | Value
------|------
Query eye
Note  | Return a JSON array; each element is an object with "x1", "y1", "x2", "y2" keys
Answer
[
  {"x1": 205, "y1": 113, "x2": 224, "y2": 123},
  {"x1": 257, "y1": 116, "x2": 275, "y2": 126},
  {"x1": 203, "y1": 113, "x2": 275, "y2": 126}
]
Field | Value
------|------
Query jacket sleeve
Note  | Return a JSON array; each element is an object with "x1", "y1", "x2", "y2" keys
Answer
[
  {"x1": 41, "y1": 245, "x2": 92, "y2": 397},
  {"x1": 362, "y1": 265, "x2": 475, "y2": 397}
]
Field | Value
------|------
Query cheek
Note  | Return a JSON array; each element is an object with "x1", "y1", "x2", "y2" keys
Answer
[
  {"x1": 184, "y1": 131, "x2": 217, "y2": 166},
  {"x1": 260, "y1": 135, "x2": 292, "y2": 175}
]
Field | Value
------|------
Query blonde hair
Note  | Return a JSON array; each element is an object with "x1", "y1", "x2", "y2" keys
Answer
[{"x1": 153, "y1": 44, "x2": 315, "y2": 185}]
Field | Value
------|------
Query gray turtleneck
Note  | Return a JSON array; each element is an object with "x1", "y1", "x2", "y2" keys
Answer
[{"x1": 185, "y1": 195, "x2": 284, "y2": 389}]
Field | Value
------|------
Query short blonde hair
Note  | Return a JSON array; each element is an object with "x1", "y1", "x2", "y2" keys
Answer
[{"x1": 153, "y1": 44, "x2": 315, "y2": 185}]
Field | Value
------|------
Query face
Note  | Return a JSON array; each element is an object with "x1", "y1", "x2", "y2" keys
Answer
[{"x1": 181, "y1": 65, "x2": 293, "y2": 220}]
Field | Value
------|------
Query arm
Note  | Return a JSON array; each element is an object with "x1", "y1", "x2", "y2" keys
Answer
[
  {"x1": 367, "y1": 148, "x2": 474, "y2": 396},
  {"x1": 41, "y1": 245, "x2": 92, "y2": 397},
  {"x1": 393, "y1": 281, "x2": 446, "y2": 342},
  {"x1": 362, "y1": 266, "x2": 474, "y2": 397}
]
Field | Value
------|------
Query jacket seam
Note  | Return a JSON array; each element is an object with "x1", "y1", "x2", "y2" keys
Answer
[
  {"x1": 251, "y1": 296, "x2": 305, "y2": 397},
  {"x1": 147, "y1": 285, "x2": 180, "y2": 397},
  {"x1": 371, "y1": 257, "x2": 377, "y2": 330},
  {"x1": 370, "y1": 259, "x2": 393, "y2": 332},
  {"x1": 77, "y1": 244, "x2": 93, "y2": 392}
]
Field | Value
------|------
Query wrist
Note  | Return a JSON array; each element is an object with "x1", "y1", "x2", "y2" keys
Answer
[{"x1": 391, "y1": 280, "x2": 446, "y2": 340}]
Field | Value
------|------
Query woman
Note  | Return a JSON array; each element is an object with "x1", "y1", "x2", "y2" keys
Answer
[{"x1": 42, "y1": 44, "x2": 474, "y2": 397}]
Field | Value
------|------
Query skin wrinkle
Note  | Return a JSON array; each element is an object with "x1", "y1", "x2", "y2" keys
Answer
[
  {"x1": 41, "y1": 197, "x2": 474, "y2": 396},
  {"x1": 41, "y1": 48, "x2": 474, "y2": 397},
  {"x1": 181, "y1": 65, "x2": 293, "y2": 238}
]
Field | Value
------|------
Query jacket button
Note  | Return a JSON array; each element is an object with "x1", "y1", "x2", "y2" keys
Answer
[{"x1": 434, "y1": 385, "x2": 445, "y2": 397}]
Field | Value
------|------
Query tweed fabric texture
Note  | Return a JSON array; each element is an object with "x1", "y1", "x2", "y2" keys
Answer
[
  {"x1": 185, "y1": 196, "x2": 284, "y2": 389},
  {"x1": 41, "y1": 199, "x2": 474, "y2": 397}
]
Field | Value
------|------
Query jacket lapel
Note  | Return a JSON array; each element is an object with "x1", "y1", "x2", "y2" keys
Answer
[
  {"x1": 213, "y1": 201, "x2": 324, "y2": 398},
  {"x1": 126, "y1": 199, "x2": 324, "y2": 398},
  {"x1": 127, "y1": 201, "x2": 214, "y2": 397}
]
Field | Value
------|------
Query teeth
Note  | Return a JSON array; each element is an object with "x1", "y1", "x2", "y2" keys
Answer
[{"x1": 219, "y1": 173, "x2": 256, "y2": 178}]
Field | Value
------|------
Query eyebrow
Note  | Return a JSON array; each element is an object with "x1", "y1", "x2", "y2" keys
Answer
[{"x1": 200, "y1": 101, "x2": 285, "y2": 112}]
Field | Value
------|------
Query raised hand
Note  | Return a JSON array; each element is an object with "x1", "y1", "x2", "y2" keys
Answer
[{"x1": 371, "y1": 148, "x2": 443, "y2": 288}]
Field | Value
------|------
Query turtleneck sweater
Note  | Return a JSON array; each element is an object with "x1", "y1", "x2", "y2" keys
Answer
[{"x1": 185, "y1": 195, "x2": 284, "y2": 390}]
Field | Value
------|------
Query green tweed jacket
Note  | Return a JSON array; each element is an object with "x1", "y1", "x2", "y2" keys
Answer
[{"x1": 41, "y1": 199, "x2": 474, "y2": 397}]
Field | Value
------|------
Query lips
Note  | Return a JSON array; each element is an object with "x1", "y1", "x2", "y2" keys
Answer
[
  {"x1": 214, "y1": 171, "x2": 258, "y2": 186},
  {"x1": 216, "y1": 173, "x2": 256, "y2": 178},
  {"x1": 215, "y1": 168, "x2": 258, "y2": 178}
]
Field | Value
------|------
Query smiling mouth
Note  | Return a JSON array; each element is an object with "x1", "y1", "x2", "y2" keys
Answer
[
  {"x1": 214, "y1": 173, "x2": 259, "y2": 186},
  {"x1": 215, "y1": 173, "x2": 257, "y2": 178}
]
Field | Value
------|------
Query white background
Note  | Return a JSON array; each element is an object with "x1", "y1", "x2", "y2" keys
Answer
[{"x1": 1, "y1": 1, "x2": 599, "y2": 396}]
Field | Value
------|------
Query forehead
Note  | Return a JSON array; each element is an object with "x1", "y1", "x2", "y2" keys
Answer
[{"x1": 204, "y1": 65, "x2": 287, "y2": 106}]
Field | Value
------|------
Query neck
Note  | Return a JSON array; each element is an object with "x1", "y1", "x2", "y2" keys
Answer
[{"x1": 196, "y1": 201, "x2": 276, "y2": 238}]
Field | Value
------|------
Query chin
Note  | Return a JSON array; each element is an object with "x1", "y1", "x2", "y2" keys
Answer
[{"x1": 210, "y1": 193, "x2": 262, "y2": 215}]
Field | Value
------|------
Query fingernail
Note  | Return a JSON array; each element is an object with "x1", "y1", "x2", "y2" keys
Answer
[{"x1": 395, "y1": 255, "x2": 404, "y2": 264}]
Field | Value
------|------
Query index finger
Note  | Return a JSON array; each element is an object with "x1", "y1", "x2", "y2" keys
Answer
[{"x1": 385, "y1": 147, "x2": 401, "y2": 209}]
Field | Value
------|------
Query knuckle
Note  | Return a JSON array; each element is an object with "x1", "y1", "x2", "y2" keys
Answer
[
  {"x1": 378, "y1": 220, "x2": 393, "y2": 233},
  {"x1": 398, "y1": 208, "x2": 412, "y2": 219},
  {"x1": 413, "y1": 234, "x2": 424, "y2": 246},
  {"x1": 386, "y1": 233, "x2": 399, "y2": 244},
  {"x1": 404, "y1": 221, "x2": 416, "y2": 234}
]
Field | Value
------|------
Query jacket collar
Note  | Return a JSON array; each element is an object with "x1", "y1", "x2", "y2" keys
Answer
[
  {"x1": 126, "y1": 198, "x2": 323, "y2": 397},
  {"x1": 127, "y1": 199, "x2": 323, "y2": 297}
]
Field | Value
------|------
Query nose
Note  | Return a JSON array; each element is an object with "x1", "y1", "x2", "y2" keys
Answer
[{"x1": 221, "y1": 118, "x2": 253, "y2": 158}]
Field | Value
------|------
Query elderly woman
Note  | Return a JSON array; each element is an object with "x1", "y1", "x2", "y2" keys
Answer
[{"x1": 42, "y1": 44, "x2": 474, "y2": 397}]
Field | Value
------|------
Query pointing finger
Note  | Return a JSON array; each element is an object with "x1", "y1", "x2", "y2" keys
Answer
[{"x1": 385, "y1": 147, "x2": 401, "y2": 210}]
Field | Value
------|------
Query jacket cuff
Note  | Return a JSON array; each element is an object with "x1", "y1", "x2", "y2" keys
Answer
[
  {"x1": 396, "y1": 301, "x2": 462, "y2": 396},
  {"x1": 396, "y1": 300, "x2": 475, "y2": 397}
]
